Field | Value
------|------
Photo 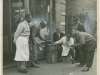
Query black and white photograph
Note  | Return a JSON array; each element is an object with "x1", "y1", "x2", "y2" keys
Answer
[{"x1": 3, "y1": 0, "x2": 97, "y2": 75}]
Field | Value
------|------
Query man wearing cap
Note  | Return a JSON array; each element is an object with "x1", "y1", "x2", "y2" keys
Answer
[
  {"x1": 29, "y1": 22, "x2": 40, "y2": 68},
  {"x1": 72, "y1": 29, "x2": 96, "y2": 71}
]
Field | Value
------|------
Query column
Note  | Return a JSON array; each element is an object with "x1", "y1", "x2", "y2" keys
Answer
[{"x1": 24, "y1": 0, "x2": 30, "y2": 14}]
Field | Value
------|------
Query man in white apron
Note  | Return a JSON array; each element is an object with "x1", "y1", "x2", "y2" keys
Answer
[{"x1": 14, "y1": 10, "x2": 31, "y2": 73}]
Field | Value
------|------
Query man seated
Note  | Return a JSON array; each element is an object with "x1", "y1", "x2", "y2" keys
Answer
[
  {"x1": 53, "y1": 29, "x2": 63, "y2": 62},
  {"x1": 54, "y1": 32, "x2": 75, "y2": 63}
]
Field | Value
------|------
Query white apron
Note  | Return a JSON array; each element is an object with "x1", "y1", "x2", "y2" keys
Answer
[
  {"x1": 62, "y1": 45, "x2": 70, "y2": 56},
  {"x1": 14, "y1": 36, "x2": 29, "y2": 61}
]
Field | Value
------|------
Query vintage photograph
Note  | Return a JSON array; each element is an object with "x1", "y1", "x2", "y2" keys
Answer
[{"x1": 3, "y1": 0, "x2": 97, "y2": 75}]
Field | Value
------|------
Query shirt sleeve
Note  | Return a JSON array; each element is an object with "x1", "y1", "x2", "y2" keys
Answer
[
  {"x1": 55, "y1": 37, "x2": 64, "y2": 44},
  {"x1": 69, "y1": 38, "x2": 74, "y2": 46},
  {"x1": 14, "y1": 23, "x2": 24, "y2": 41}
]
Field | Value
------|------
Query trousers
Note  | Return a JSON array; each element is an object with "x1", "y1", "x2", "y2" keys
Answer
[
  {"x1": 79, "y1": 40, "x2": 96, "y2": 68},
  {"x1": 29, "y1": 41, "x2": 39, "y2": 62}
]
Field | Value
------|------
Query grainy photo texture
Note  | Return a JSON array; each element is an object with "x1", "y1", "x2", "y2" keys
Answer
[{"x1": 3, "y1": 0, "x2": 97, "y2": 75}]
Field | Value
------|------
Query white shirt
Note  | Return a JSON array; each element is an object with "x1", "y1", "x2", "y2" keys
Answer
[
  {"x1": 14, "y1": 20, "x2": 30, "y2": 41},
  {"x1": 40, "y1": 27, "x2": 49, "y2": 40},
  {"x1": 55, "y1": 36, "x2": 74, "y2": 56}
]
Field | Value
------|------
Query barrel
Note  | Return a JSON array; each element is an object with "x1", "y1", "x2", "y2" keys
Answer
[{"x1": 46, "y1": 44, "x2": 57, "y2": 64}]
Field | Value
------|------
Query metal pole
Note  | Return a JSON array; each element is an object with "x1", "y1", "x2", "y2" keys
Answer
[
  {"x1": 48, "y1": 0, "x2": 53, "y2": 41},
  {"x1": 50, "y1": 0, "x2": 53, "y2": 41}
]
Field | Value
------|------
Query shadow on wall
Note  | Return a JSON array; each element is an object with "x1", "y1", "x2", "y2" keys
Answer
[
  {"x1": 68, "y1": 0, "x2": 97, "y2": 36},
  {"x1": 82, "y1": 9, "x2": 96, "y2": 35}
]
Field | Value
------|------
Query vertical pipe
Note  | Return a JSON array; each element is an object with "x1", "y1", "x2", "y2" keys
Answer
[
  {"x1": 49, "y1": 0, "x2": 55, "y2": 42},
  {"x1": 48, "y1": 0, "x2": 53, "y2": 41},
  {"x1": 50, "y1": 0, "x2": 53, "y2": 41}
]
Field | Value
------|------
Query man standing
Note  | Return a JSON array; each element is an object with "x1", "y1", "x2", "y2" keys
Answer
[
  {"x1": 53, "y1": 29, "x2": 63, "y2": 62},
  {"x1": 72, "y1": 29, "x2": 96, "y2": 71},
  {"x1": 73, "y1": 19, "x2": 86, "y2": 63},
  {"x1": 29, "y1": 21, "x2": 40, "y2": 68},
  {"x1": 14, "y1": 10, "x2": 31, "y2": 73},
  {"x1": 39, "y1": 21, "x2": 49, "y2": 41}
]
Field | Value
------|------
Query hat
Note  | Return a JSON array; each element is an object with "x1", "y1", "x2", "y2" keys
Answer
[
  {"x1": 31, "y1": 19, "x2": 41, "y2": 28},
  {"x1": 61, "y1": 31, "x2": 65, "y2": 34}
]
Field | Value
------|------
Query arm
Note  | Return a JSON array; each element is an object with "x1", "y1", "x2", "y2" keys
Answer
[
  {"x1": 54, "y1": 37, "x2": 63, "y2": 45},
  {"x1": 79, "y1": 34, "x2": 85, "y2": 45},
  {"x1": 74, "y1": 35, "x2": 85, "y2": 47},
  {"x1": 72, "y1": 37, "x2": 81, "y2": 47},
  {"x1": 34, "y1": 37, "x2": 45, "y2": 44}
]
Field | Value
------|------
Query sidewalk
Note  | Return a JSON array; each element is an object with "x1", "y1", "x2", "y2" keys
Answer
[{"x1": 3, "y1": 53, "x2": 96, "y2": 75}]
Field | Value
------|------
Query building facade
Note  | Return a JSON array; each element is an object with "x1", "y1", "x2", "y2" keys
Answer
[
  {"x1": 3, "y1": 0, "x2": 53, "y2": 66},
  {"x1": 3, "y1": 0, "x2": 96, "y2": 66}
]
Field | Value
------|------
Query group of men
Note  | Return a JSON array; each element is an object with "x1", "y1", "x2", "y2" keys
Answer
[
  {"x1": 53, "y1": 17, "x2": 96, "y2": 72},
  {"x1": 14, "y1": 9, "x2": 96, "y2": 73}
]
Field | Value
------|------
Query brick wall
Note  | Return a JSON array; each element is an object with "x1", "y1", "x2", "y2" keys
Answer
[
  {"x1": 55, "y1": 0, "x2": 66, "y2": 32},
  {"x1": 55, "y1": 0, "x2": 96, "y2": 34}
]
